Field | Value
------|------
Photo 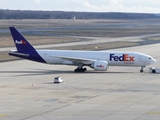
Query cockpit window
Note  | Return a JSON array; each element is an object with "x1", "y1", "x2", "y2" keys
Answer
[{"x1": 149, "y1": 57, "x2": 151, "y2": 59}]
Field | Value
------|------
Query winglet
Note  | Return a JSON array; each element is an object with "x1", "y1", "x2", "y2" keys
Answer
[{"x1": 9, "y1": 27, "x2": 36, "y2": 53}]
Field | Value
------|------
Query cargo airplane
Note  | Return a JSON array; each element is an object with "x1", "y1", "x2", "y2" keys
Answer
[{"x1": 9, "y1": 27, "x2": 156, "y2": 73}]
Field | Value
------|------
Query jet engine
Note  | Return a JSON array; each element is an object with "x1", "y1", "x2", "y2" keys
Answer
[{"x1": 91, "y1": 61, "x2": 108, "y2": 71}]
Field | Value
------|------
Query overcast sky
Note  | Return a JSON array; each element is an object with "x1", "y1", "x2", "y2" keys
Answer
[{"x1": 1, "y1": 0, "x2": 160, "y2": 13}]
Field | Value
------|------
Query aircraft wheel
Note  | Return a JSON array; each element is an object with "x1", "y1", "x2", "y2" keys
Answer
[
  {"x1": 140, "y1": 69, "x2": 143, "y2": 73},
  {"x1": 74, "y1": 68, "x2": 87, "y2": 73},
  {"x1": 74, "y1": 69, "x2": 78, "y2": 72},
  {"x1": 81, "y1": 68, "x2": 87, "y2": 72},
  {"x1": 152, "y1": 69, "x2": 156, "y2": 73},
  {"x1": 140, "y1": 66, "x2": 145, "y2": 73},
  {"x1": 74, "y1": 68, "x2": 81, "y2": 73}
]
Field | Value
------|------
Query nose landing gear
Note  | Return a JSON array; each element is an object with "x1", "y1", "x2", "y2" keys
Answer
[{"x1": 140, "y1": 66, "x2": 145, "y2": 73}]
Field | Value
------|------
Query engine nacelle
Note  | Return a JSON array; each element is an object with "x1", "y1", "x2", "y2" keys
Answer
[{"x1": 91, "y1": 61, "x2": 108, "y2": 71}]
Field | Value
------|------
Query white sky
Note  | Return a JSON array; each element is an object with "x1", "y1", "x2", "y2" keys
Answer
[{"x1": 1, "y1": 0, "x2": 160, "y2": 13}]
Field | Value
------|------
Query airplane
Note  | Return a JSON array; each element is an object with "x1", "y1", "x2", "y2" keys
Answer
[{"x1": 9, "y1": 27, "x2": 156, "y2": 73}]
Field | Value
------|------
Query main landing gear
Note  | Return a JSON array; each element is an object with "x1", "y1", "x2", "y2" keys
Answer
[
  {"x1": 140, "y1": 66, "x2": 145, "y2": 73},
  {"x1": 74, "y1": 68, "x2": 87, "y2": 72},
  {"x1": 74, "y1": 64, "x2": 87, "y2": 73}
]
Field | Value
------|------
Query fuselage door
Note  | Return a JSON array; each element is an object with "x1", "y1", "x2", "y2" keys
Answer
[{"x1": 138, "y1": 56, "x2": 142, "y2": 62}]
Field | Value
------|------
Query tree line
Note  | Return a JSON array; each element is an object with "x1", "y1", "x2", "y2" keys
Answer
[{"x1": 0, "y1": 9, "x2": 159, "y2": 19}]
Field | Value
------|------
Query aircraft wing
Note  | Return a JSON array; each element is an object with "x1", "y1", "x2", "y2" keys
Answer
[{"x1": 50, "y1": 55, "x2": 96, "y2": 64}]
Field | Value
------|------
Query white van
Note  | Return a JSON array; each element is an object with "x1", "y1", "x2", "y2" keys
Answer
[{"x1": 54, "y1": 77, "x2": 63, "y2": 83}]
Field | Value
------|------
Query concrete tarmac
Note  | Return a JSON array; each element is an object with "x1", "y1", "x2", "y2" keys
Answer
[{"x1": 0, "y1": 43, "x2": 160, "y2": 120}]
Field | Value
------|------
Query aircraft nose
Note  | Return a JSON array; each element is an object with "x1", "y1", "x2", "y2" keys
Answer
[
  {"x1": 153, "y1": 58, "x2": 156, "y2": 63},
  {"x1": 152, "y1": 58, "x2": 156, "y2": 64}
]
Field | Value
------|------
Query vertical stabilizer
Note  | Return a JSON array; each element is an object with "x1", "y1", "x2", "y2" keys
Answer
[
  {"x1": 9, "y1": 27, "x2": 46, "y2": 63},
  {"x1": 9, "y1": 27, "x2": 35, "y2": 53}
]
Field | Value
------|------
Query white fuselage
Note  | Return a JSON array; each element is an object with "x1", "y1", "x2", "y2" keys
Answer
[{"x1": 37, "y1": 50, "x2": 156, "y2": 67}]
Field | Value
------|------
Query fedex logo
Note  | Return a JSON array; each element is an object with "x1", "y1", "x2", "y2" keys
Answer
[
  {"x1": 96, "y1": 65, "x2": 104, "y2": 68},
  {"x1": 110, "y1": 54, "x2": 134, "y2": 62},
  {"x1": 15, "y1": 40, "x2": 26, "y2": 45}
]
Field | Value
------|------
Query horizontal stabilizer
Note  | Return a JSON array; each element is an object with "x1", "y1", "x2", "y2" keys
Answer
[{"x1": 9, "y1": 51, "x2": 29, "y2": 57}]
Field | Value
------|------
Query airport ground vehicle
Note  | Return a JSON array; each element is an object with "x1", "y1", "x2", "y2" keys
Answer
[{"x1": 54, "y1": 77, "x2": 63, "y2": 83}]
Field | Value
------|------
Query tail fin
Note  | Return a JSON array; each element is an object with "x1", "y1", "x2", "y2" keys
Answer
[
  {"x1": 9, "y1": 27, "x2": 36, "y2": 53},
  {"x1": 9, "y1": 27, "x2": 46, "y2": 63}
]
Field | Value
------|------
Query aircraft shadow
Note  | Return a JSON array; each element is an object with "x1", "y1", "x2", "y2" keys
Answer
[
  {"x1": 43, "y1": 82, "x2": 55, "y2": 84},
  {"x1": 0, "y1": 68, "x2": 134, "y2": 77},
  {"x1": 0, "y1": 70, "x2": 73, "y2": 76}
]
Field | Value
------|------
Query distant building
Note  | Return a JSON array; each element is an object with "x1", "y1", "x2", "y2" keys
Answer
[{"x1": 72, "y1": 15, "x2": 76, "y2": 20}]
